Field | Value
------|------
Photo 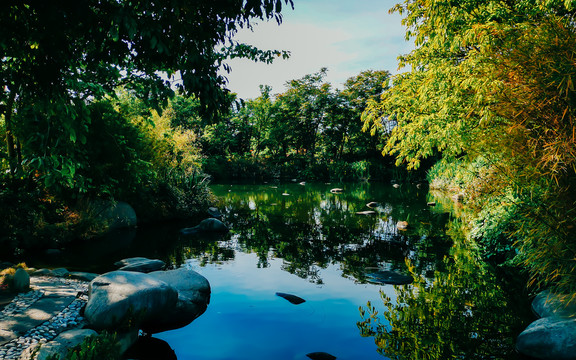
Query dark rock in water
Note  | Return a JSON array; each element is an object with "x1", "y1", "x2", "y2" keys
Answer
[
  {"x1": 365, "y1": 270, "x2": 413, "y2": 285},
  {"x1": 207, "y1": 207, "x2": 222, "y2": 219},
  {"x1": 180, "y1": 218, "x2": 229, "y2": 235},
  {"x1": 306, "y1": 352, "x2": 337, "y2": 360},
  {"x1": 276, "y1": 292, "x2": 306, "y2": 305},
  {"x1": 115, "y1": 257, "x2": 166, "y2": 273}
]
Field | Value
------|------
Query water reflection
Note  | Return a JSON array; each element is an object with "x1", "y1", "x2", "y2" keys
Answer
[
  {"x1": 176, "y1": 183, "x2": 451, "y2": 285},
  {"x1": 358, "y1": 223, "x2": 532, "y2": 360}
]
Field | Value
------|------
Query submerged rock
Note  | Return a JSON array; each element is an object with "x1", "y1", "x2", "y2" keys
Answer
[
  {"x1": 365, "y1": 270, "x2": 413, "y2": 285},
  {"x1": 306, "y1": 352, "x2": 337, "y2": 360},
  {"x1": 115, "y1": 257, "x2": 166, "y2": 273},
  {"x1": 517, "y1": 317, "x2": 576, "y2": 360},
  {"x1": 276, "y1": 292, "x2": 306, "y2": 305},
  {"x1": 180, "y1": 218, "x2": 229, "y2": 235}
]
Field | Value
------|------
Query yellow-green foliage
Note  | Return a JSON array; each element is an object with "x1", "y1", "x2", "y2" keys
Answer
[
  {"x1": 364, "y1": 0, "x2": 576, "y2": 294},
  {"x1": 0, "y1": 263, "x2": 27, "y2": 291}
]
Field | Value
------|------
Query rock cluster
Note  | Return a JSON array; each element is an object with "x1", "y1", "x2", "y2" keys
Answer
[
  {"x1": 517, "y1": 290, "x2": 576, "y2": 359},
  {"x1": 0, "y1": 258, "x2": 210, "y2": 360}
]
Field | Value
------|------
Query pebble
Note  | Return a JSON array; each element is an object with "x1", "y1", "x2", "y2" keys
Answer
[{"x1": 0, "y1": 276, "x2": 89, "y2": 360}]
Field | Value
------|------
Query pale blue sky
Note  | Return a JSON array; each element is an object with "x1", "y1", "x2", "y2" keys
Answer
[{"x1": 224, "y1": 0, "x2": 412, "y2": 99}]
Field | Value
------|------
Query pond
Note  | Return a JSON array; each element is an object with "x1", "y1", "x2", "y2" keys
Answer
[{"x1": 38, "y1": 182, "x2": 534, "y2": 359}]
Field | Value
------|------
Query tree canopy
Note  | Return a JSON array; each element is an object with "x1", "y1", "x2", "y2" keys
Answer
[
  {"x1": 363, "y1": 0, "x2": 576, "y2": 294},
  {"x1": 1, "y1": 0, "x2": 293, "y2": 189}
]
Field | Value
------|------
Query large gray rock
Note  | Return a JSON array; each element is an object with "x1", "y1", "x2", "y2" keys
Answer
[
  {"x1": 12, "y1": 268, "x2": 30, "y2": 292},
  {"x1": 145, "y1": 268, "x2": 211, "y2": 333},
  {"x1": 115, "y1": 257, "x2": 166, "y2": 273},
  {"x1": 35, "y1": 329, "x2": 99, "y2": 360},
  {"x1": 84, "y1": 271, "x2": 178, "y2": 330},
  {"x1": 180, "y1": 218, "x2": 229, "y2": 235},
  {"x1": 91, "y1": 200, "x2": 137, "y2": 230},
  {"x1": 532, "y1": 290, "x2": 576, "y2": 318},
  {"x1": 517, "y1": 317, "x2": 576, "y2": 360}
]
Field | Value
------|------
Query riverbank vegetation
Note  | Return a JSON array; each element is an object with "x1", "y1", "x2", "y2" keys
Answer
[
  {"x1": 359, "y1": 0, "x2": 576, "y2": 326},
  {"x1": 2, "y1": 0, "x2": 573, "y2": 320},
  {"x1": 0, "y1": 0, "x2": 294, "y2": 257}
]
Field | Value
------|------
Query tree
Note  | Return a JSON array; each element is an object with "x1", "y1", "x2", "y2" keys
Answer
[
  {"x1": 0, "y1": 0, "x2": 293, "y2": 190},
  {"x1": 362, "y1": 0, "x2": 576, "y2": 294},
  {"x1": 276, "y1": 68, "x2": 333, "y2": 163}
]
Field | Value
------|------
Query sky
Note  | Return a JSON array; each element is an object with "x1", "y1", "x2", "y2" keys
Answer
[{"x1": 223, "y1": 0, "x2": 413, "y2": 100}]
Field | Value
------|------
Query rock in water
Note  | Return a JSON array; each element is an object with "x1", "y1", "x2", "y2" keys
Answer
[
  {"x1": 146, "y1": 268, "x2": 211, "y2": 333},
  {"x1": 84, "y1": 271, "x2": 178, "y2": 330},
  {"x1": 115, "y1": 257, "x2": 166, "y2": 273},
  {"x1": 276, "y1": 292, "x2": 306, "y2": 305},
  {"x1": 180, "y1": 218, "x2": 229, "y2": 235},
  {"x1": 366, "y1": 202, "x2": 380, "y2": 208},
  {"x1": 365, "y1": 270, "x2": 413, "y2": 285},
  {"x1": 306, "y1": 352, "x2": 337, "y2": 360},
  {"x1": 517, "y1": 317, "x2": 576, "y2": 360}
]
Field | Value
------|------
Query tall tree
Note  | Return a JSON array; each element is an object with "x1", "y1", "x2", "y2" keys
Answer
[
  {"x1": 1, "y1": 0, "x2": 292, "y2": 189},
  {"x1": 363, "y1": 0, "x2": 576, "y2": 294}
]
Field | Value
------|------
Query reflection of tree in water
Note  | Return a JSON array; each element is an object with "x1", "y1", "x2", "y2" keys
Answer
[
  {"x1": 357, "y1": 224, "x2": 530, "y2": 360},
  {"x1": 174, "y1": 183, "x2": 453, "y2": 283}
]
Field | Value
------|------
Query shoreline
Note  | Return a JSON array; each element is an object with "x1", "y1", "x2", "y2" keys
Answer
[{"x1": 0, "y1": 276, "x2": 88, "y2": 360}]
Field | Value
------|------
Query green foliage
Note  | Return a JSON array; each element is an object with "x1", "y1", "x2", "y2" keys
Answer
[
  {"x1": 198, "y1": 68, "x2": 393, "y2": 181},
  {"x1": 364, "y1": 0, "x2": 576, "y2": 294},
  {"x1": 46, "y1": 332, "x2": 120, "y2": 360},
  {"x1": 358, "y1": 225, "x2": 528, "y2": 360},
  {"x1": 1, "y1": 0, "x2": 294, "y2": 194}
]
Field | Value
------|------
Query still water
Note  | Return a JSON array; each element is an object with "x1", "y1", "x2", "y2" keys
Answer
[{"x1": 49, "y1": 182, "x2": 533, "y2": 359}]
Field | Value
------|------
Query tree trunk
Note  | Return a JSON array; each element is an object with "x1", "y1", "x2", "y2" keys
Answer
[{"x1": 4, "y1": 91, "x2": 17, "y2": 175}]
